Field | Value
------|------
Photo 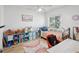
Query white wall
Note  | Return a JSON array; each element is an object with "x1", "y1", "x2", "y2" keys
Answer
[
  {"x1": 0, "y1": 6, "x2": 4, "y2": 26},
  {"x1": 4, "y1": 6, "x2": 45, "y2": 30},
  {"x1": 46, "y1": 6, "x2": 79, "y2": 38},
  {"x1": 0, "y1": 5, "x2": 4, "y2": 49}
]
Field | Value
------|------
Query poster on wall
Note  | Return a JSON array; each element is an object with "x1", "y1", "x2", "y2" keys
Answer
[
  {"x1": 22, "y1": 15, "x2": 33, "y2": 22},
  {"x1": 49, "y1": 17, "x2": 55, "y2": 28}
]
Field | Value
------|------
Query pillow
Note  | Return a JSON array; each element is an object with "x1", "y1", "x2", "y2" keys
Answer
[{"x1": 40, "y1": 27, "x2": 48, "y2": 31}]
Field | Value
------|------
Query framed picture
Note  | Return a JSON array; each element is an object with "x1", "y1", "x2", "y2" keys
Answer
[
  {"x1": 22, "y1": 15, "x2": 33, "y2": 22},
  {"x1": 49, "y1": 16, "x2": 60, "y2": 28}
]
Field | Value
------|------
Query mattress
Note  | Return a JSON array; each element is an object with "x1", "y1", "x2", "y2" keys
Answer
[{"x1": 47, "y1": 39, "x2": 79, "y2": 53}]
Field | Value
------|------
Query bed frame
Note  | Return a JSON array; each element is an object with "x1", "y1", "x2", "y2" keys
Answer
[
  {"x1": 40, "y1": 27, "x2": 71, "y2": 40},
  {"x1": 62, "y1": 28, "x2": 70, "y2": 40},
  {"x1": 73, "y1": 27, "x2": 79, "y2": 40}
]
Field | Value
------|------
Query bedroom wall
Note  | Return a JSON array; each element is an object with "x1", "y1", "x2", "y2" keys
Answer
[
  {"x1": 4, "y1": 5, "x2": 45, "y2": 30},
  {"x1": 46, "y1": 6, "x2": 79, "y2": 38},
  {"x1": 0, "y1": 5, "x2": 4, "y2": 49}
]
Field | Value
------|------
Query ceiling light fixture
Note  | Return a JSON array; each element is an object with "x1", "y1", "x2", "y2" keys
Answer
[{"x1": 38, "y1": 8, "x2": 42, "y2": 12}]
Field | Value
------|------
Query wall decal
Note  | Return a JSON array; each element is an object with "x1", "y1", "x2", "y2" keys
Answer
[
  {"x1": 22, "y1": 15, "x2": 33, "y2": 22},
  {"x1": 72, "y1": 15, "x2": 79, "y2": 20}
]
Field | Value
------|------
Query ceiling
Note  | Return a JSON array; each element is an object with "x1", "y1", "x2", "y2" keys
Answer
[
  {"x1": 20, "y1": 5, "x2": 64, "y2": 12},
  {"x1": 5, "y1": 5, "x2": 64, "y2": 13}
]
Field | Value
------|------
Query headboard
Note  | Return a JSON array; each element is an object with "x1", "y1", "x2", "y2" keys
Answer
[{"x1": 62, "y1": 28, "x2": 70, "y2": 40}]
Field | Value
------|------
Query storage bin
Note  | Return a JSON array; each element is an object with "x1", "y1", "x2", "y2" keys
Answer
[
  {"x1": 3, "y1": 34, "x2": 13, "y2": 47},
  {"x1": 32, "y1": 32, "x2": 36, "y2": 39},
  {"x1": 19, "y1": 34, "x2": 24, "y2": 42},
  {"x1": 7, "y1": 40, "x2": 14, "y2": 47},
  {"x1": 23, "y1": 33, "x2": 29, "y2": 42},
  {"x1": 8, "y1": 35, "x2": 13, "y2": 41},
  {"x1": 13, "y1": 34, "x2": 19, "y2": 44},
  {"x1": 29, "y1": 32, "x2": 33, "y2": 40}
]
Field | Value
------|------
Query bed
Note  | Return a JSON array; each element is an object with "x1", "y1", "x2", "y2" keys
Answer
[
  {"x1": 47, "y1": 39, "x2": 79, "y2": 53},
  {"x1": 41, "y1": 27, "x2": 70, "y2": 42}
]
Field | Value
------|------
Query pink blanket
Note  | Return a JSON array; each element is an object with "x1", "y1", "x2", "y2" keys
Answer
[{"x1": 42, "y1": 31, "x2": 63, "y2": 42}]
